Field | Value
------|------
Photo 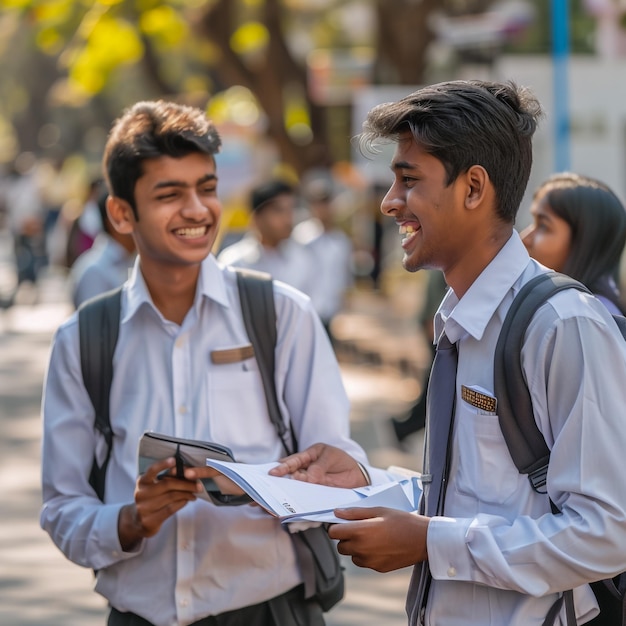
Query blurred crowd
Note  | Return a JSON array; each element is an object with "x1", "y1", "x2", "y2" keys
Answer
[{"x1": 0, "y1": 150, "x2": 401, "y2": 318}]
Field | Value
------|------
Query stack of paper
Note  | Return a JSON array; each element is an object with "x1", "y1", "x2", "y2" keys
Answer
[{"x1": 204, "y1": 458, "x2": 420, "y2": 524}]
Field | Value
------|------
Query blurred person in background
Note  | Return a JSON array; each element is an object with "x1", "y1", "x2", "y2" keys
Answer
[
  {"x1": 521, "y1": 172, "x2": 626, "y2": 316},
  {"x1": 522, "y1": 172, "x2": 626, "y2": 625},
  {"x1": 1, "y1": 153, "x2": 47, "y2": 295},
  {"x1": 69, "y1": 189, "x2": 136, "y2": 309},
  {"x1": 293, "y1": 176, "x2": 354, "y2": 341},
  {"x1": 218, "y1": 179, "x2": 315, "y2": 296},
  {"x1": 65, "y1": 177, "x2": 105, "y2": 268}
]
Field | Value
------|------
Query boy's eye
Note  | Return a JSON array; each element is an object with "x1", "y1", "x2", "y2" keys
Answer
[{"x1": 157, "y1": 192, "x2": 177, "y2": 200}]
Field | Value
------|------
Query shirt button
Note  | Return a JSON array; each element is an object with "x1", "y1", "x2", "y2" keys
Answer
[
  {"x1": 179, "y1": 405, "x2": 187, "y2": 415},
  {"x1": 447, "y1": 566, "x2": 457, "y2": 578},
  {"x1": 179, "y1": 599, "x2": 189, "y2": 608},
  {"x1": 175, "y1": 337, "x2": 185, "y2": 348}
]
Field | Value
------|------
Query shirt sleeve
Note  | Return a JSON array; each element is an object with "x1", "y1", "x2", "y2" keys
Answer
[
  {"x1": 39, "y1": 319, "x2": 142, "y2": 570},
  {"x1": 428, "y1": 303, "x2": 626, "y2": 596}
]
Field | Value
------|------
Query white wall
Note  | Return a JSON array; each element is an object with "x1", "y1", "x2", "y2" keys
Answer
[{"x1": 492, "y1": 55, "x2": 626, "y2": 225}]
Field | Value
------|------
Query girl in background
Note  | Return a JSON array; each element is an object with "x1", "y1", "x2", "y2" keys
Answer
[{"x1": 522, "y1": 172, "x2": 626, "y2": 315}]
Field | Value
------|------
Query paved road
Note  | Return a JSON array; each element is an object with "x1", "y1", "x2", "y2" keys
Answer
[{"x1": 0, "y1": 269, "x2": 426, "y2": 626}]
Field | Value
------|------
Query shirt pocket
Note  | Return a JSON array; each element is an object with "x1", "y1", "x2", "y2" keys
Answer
[
  {"x1": 454, "y1": 403, "x2": 521, "y2": 505},
  {"x1": 208, "y1": 356, "x2": 279, "y2": 460}
]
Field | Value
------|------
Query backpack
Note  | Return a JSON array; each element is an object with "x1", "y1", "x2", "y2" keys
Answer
[
  {"x1": 77, "y1": 267, "x2": 344, "y2": 612},
  {"x1": 494, "y1": 270, "x2": 626, "y2": 626}
]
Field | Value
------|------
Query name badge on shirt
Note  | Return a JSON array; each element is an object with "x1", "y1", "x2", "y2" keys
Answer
[
  {"x1": 461, "y1": 384, "x2": 497, "y2": 413},
  {"x1": 211, "y1": 344, "x2": 255, "y2": 364}
]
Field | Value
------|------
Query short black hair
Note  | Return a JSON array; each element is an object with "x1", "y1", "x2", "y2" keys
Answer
[
  {"x1": 360, "y1": 80, "x2": 543, "y2": 224},
  {"x1": 250, "y1": 180, "x2": 294, "y2": 213},
  {"x1": 103, "y1": 100, "x2": 221, "y2": 218}
]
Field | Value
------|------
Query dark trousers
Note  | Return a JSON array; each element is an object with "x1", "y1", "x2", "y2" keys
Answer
[{"x1": 108, "y1": 584, "x2": 324, "y2": 626}]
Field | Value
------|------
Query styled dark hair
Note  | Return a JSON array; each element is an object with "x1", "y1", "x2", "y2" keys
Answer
[
  {"x1": 533, "y1": 172, "x2": 626, "y2": 312},
  {"x1": 360, "y1": 80, "x2": 543, "y2": 223},
  {"x1": 250, "y1": 179, "x2": 294, "y2": 213},
  {"x1": 103, "y1": 100, "x2": 221, "y2": 218}
]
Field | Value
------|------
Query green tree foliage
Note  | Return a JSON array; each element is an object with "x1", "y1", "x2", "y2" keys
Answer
[{"x1": 3, "y1": 0, "x2": 600, "y2": 175}]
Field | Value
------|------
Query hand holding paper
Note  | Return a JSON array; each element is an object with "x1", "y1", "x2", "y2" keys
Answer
[
  {"x1": 269, "y1": 442, "x2": 369, "y2": 488},
  {"x1": 204, "y1": 458, "x2": 420, "y2": 524},
  {"x1": 328, "y1": 505, "x2": 430, "y2": 572}
]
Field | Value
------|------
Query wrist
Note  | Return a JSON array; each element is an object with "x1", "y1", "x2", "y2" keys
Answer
[{"x1": 118, "y1": 504, "x2": 143, "y2": 552}]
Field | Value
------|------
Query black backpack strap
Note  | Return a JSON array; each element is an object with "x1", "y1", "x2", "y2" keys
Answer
[
  {"x1": 235, "y1": 268, "x2": 296, "y2": 456},
  {"x1": 494, "y1": 271, "x2": 590, "y2": 491},
  {"x1": 235, "y1": 268, "x2": 344, "y2": 610},
  {"x1": 78, "y1": 287, "x2": 123, "y2": 502}
]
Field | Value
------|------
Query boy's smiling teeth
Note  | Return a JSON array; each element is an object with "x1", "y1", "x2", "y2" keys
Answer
[
  {"x1": 399, "y1": 225, "x2": 416, "y2": 235},
  {"x1": 175, "y1": 226, "x2": 207, "y2": 237}
]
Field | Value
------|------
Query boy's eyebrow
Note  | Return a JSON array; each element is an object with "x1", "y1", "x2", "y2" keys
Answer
[
  {"x1": 390, "y1": 160, "x2": 416, "y2": 172},
  {"x1": 153, "y1": 173, "x2": 218, "y2": 190}
]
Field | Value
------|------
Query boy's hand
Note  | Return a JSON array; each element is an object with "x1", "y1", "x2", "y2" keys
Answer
[
  {"x1": 118, "y1": 457, "x2": 200, "y2": 551},
  {"x1": 269, "y1": 443, "x2": 368, "y2": 488},
  {"x1": 328, "y1": 507, "x2": 430, "y2": 572}
]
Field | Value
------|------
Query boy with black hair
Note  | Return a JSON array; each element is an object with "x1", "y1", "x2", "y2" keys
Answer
[
  {"x1": 271, "y1": 80, "x2": 626, "y2": 625},
  {"x1": 218, "y1": 178, "x2": 315, "y2": 296},
  {"x1": 40, "y1": 100, "x2": 379, "y2": 626}
]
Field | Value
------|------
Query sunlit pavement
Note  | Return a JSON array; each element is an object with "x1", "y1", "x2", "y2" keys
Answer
[{"x1": 0, "y1": 268, "x2": 427, "y2": 626}]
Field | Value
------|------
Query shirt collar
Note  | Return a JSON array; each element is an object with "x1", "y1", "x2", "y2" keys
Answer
[
  {"x1": 122, "y1": 254, "x2": 230, "y2": 324},
  {"x1": 435, "y1": 230, "x2": 531, "y2": 344}
]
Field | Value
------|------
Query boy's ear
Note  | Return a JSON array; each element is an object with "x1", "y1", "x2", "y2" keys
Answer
[
  {"x1": 107, "y1": 196, "x2": 135, "y2": 235},
  {"x1": 464, "y1": 165, "x2": 489, "y2": 210}
]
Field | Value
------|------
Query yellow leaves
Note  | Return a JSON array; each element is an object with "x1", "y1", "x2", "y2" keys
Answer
[
  {"x1": 208, "y1": 86, "x2": 261, "y2": 127},
  {"x1": 139, "y1": 5, "x2": 188, "y2": 46},
  {"x1": 284, "y1": 83, "x2": 312, "y2": 145},
  {"x1": 2, "y1": 0, "x2": 29, "y2": 8},
  {"x1": 31, "y1": 0, "x2": 73, "y2": 22},
  {"x1": 35, "y1": 26, "x2": 64, "y2": 55},
  {"x1": 68, "y1": 16, "x2": 143, "y2": 95},
  {"x1": 230, "y1": 21, "x2": 269, "y2": 56}
]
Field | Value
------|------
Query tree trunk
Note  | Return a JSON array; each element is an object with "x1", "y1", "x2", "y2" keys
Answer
[
  {"x1": 374, "y1": 0, "x2": 440, "y2": 85},
  {"x1": 196, "y1": 0, "x2": 332, "y2": 175}
]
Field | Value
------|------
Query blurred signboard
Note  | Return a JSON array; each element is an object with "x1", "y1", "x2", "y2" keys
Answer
[{"x1": 307, "y1": 47, "x2": 374, "y2": 106}]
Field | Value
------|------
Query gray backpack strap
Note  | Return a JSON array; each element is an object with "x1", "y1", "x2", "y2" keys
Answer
[
  {"x1": 495, "y1": 273, "x2": 590, "y2": 626},
  {"x1": 78, "y1": 287, "x2": 123, "y2": 502},
  {"x1": 494, "y1": 271, "x2": 590, "y2": 491}
]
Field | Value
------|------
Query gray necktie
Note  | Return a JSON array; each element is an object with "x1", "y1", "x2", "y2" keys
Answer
[
  {"x1": 422, "y1": 332, "x2": 458, "y2": 516},
  {"x1": 407, "y1": 332, "x2": 458, "y2": 625}
]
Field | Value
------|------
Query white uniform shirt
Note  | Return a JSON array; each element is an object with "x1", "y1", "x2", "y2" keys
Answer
[
  {"x1": 70, "y1": 233, "x2": 135, "y2": 308},
  {"x1": 417, "y1": 231, "x2": 626, "y2": 625},
  {"x1": 40, "y1": 254, "x2": 369, "y2": 626},
  {"x1": 293, "y1": 218, "x2": 353, "y2": 323},
  {"x1": 217, "y1": 234, "x2": 315, "y2": 297}
]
